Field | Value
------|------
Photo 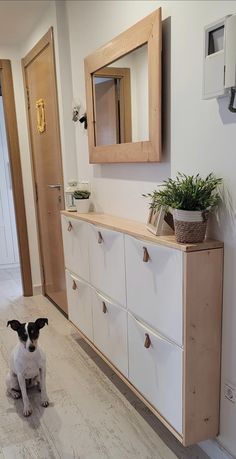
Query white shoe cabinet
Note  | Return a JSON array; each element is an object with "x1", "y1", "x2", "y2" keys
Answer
[{"x1": 61, "y1": 211, "x2": 223, "y2": 446}]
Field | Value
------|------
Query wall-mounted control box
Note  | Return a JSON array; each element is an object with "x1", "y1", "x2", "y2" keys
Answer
[{"x1": 203, "y1": 14, "x2": 236, "y2": 100}]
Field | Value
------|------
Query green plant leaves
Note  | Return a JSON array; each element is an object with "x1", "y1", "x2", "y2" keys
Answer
[
  {"x1": 143, "y1": 173, "x2": 222, "y2": 212},
  {"x1": 73, "y1": 190, "x2": 91, "y2": 199}
]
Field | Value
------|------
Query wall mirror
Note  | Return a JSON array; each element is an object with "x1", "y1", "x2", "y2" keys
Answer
[{"x1": 84, "y1": 8, "x2": 161, "y2": 163}]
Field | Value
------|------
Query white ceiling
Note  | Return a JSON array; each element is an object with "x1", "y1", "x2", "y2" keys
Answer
[{"x1": 0, "y1": 1, "x2": 52, "y2": 46}]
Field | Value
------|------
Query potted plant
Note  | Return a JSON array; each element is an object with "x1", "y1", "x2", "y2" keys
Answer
[
  {"x1": 144, "y1": 173, "x2": 222, "y2": 243},
  {"x1": 73, "y1": 190, "x2": 91, "y2": 213}
]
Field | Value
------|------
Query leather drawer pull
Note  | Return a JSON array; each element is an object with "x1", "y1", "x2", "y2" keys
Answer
[
  {"x1": 144, "y1": 333, "x2": 151, "y2": 349},
  {"x1": 102, "y1": 301, "x2": 107, "y2": 313},
  {"x1": 143, "y1": 247, "x2": 150, "y2": 262},
  {"x1": 98, "y1": 231, "x2": 103, "y2": 244},
  {"x1": 67, "y1": 221, "x2": 72, "y2": 232},
  {"x1": 72, "y1": 280, "x2": 77, "y2": 290}
]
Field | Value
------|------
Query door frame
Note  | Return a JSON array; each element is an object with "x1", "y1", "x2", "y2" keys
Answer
[
  {"x1": 22, "y1": 28, "x2": 65, "y2": 298},
  {"x1": 0, "y1": 59, "x2": 33, "y2": 296}
]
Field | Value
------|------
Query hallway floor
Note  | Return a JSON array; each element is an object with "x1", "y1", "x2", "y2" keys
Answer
[{"x1": 0, "y1": 270, "x2": 209, "y2": 459}]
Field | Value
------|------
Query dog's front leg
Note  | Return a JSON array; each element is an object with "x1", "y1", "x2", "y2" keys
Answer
[
  {"x1": 39, "y1": 366, "x2": 49, "y2": 407},
  {"x1": 17, "y1": 373, "x2": 32, "y2": 416}
]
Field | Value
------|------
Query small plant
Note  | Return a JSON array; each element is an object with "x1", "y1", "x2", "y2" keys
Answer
[
  {"x1": 143, "y1": 173, "x2": 222, "y2": 213},
  {"x1": 73, "y1": 190, "x2": 91, "y2": 200}
]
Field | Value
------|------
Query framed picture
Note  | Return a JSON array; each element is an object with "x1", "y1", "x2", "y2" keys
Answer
[
  {"x1": 146, "y1": 206, "x2": 165, "y2": 235},
  {"x1": 146, "y1": 206, "x2": 175, "y2": 236}
]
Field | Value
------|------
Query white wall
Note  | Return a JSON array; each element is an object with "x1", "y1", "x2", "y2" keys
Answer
[
  {"x1": 169, "y1": 2, "x2": 236, "y2": 458},
  {"x1": 66, "y1": 0, "x2": 170, "y2": 222},
  {"x1": 66, "y1": 1, "x2": 236, "y2": 458}
]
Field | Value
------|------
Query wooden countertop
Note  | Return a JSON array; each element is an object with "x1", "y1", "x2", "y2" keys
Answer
[{"x1": 61, "y1": 211, "x2": 223, "y2": 252}]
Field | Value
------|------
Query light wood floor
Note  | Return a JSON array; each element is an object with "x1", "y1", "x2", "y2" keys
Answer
[{"x1": 0, "y1": 268, "x2": 209, "y2": 459}]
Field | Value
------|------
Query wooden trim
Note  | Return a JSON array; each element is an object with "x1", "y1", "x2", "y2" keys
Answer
[
  {"x1": 70, "y1": 321, "x2": 183, "y2": 444},
  {"x1": 183, "y1": 248, "x2": 223, "y2": 445},
  {"x1": 0, "y1": 60, "x2": 33, "y2": 296},
  {"x1": 22, "y1": 28, "x2": 53, "y2": 68},
  {"x1": 61, "y1": 211, "x2": 223, "y2": 252},
  {"x1": 22, "y1": 28, "x2": 65, "y2": 297},
  {"x1": 84, "y1": 8, "x2": 161, "y2": 163}
]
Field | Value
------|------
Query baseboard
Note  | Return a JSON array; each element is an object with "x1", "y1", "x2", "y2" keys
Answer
[
  {"x1": 200, "y1": 439, "x2": 235, "y2": 459},
  {"x1": 33, "y1": 284, "x2": 42, "y2": 295}
]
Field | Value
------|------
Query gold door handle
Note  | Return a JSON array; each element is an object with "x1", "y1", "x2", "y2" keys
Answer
[
  {"x1": 36, "y1": 98, "x2": 46, "y2": 133},
  {"x1": 98, "y1": 231, "x2": 103, "y2": 244},
  {"x1": 144, "y1": 333, "x2": 151, "y2": 349},
  {"x1": 72, "y1": 280, "x2": 77, "y2": 290},
  {"x1": 67, "y1": 221, "x2": 72, "y2": 232},
  {"x1": 143, "y1": 247, "x2": 150, "y2": 262},
  {"x1": 102, "y1": 301, "x2": 107, "y2": 313}
]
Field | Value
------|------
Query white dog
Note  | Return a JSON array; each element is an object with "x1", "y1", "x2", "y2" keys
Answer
[{"x1": 6, "y1": 318, "x2": 49, "y2": 417}]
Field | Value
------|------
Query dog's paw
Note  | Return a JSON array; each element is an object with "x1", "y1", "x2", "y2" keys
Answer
[
  {"x1": 41, "y1": 399, "x2": 49, "y2": 407},
  {"x1": 23, "y1": 405, "x2": 32, "y2": 417}
]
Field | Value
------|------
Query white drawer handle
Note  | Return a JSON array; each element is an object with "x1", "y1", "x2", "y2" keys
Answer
[
  {"x1": 67, "y1": 221, "x2": 73, "y2": 232},
  {"x1": 143, "y1": 247, "x2": 150, "y2": 262},
  {"x1": 72, "y1": 280, "x2": 77, "y2": 290},
  {"x1": 144, "y1": 333, "x2": 151, "y2": 349},
  {"x1": 98, "y1": 231, "x2": 103, "y2": 244},
  {"x1": 102, "y1": 301, "x2": 107, "y2": 313}
]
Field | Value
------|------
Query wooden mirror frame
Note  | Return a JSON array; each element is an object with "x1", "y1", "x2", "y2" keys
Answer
[{"x1": 84, "y1": 8, "x2": 161, "y2": 164}]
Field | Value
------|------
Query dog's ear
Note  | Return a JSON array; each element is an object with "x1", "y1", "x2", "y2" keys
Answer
[
  {"x1": 34, "y1": 318, "x2": 48, "y2": 329},
  {"x1": 7, "y1": 320, "x2": 21, "y2": 331}
]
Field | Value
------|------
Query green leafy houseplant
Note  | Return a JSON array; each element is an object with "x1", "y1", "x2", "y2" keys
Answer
[
  {"x1": 145, "y1": 173, "x2": 222, "y2": 213},
  {"x1": 144, "y1": 173, "x2": 222, "y2": 243},
  {"x1": 73, "y1": 190, "x2": 91, "y2": 200}
]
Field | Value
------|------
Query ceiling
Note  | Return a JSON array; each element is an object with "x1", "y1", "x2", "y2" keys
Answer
[{"x1": 0, "y1": 1, "x2": 52, "y2": 46}]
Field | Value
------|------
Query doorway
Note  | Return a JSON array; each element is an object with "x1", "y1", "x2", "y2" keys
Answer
[
  {"x1": 22, "y1": 29, "x2": 67, "y2": 315},
  {"x1": 0, "y1": 93, "x2": 19, "y2": 268},
  {"x1": 0, "y1": 59, "x2": 32, "y2": 297},
  {"x1": 0, "y1": 78, "x2": 21, "y2": 294}
]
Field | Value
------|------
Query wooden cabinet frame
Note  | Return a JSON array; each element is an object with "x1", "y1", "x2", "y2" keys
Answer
[
  {"x1": 61, "y1": 211, "x2": 223, "y2": 446},
  {"x1": 84, "y1": 8, "x2": 162, "y2": 163}
]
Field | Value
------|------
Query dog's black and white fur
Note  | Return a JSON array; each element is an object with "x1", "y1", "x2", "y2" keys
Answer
[{"x1": 6, "y1": 318, "x2": 49, "y2": 417}]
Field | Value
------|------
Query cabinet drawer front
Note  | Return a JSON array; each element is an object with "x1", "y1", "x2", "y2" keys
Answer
[
  {"x1": 125, "y1": 235, "x2": 183, "y2": 345},
  {"x1": 128, "y1": 314, "x2": 183, "y2": 434},
  {"x1": 92, "y1": 290, "x2": 128, "y2": 377},
  {"x1": 61, "y1": 216, "x2": 89, "y2": 281},
  {"x1": 89, "y1": 225, "x2": 126, "y2": 307},
  {"x1": 66, "y1": 270, "x2": 93, "y2": 341}
]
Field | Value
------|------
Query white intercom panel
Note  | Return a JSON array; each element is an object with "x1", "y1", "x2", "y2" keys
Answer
[{"x1": 203, "y1": 14, "x2": 236, "y2": 110}]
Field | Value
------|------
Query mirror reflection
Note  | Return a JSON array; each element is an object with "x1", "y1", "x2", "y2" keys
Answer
[{"x1": 92, "y1": 43, "x2": 148, "y2": 146}]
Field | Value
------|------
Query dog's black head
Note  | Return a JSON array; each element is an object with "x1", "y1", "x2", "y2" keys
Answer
[{"x1": 7, "y1": 318, "x2": 48, "y2": 352}]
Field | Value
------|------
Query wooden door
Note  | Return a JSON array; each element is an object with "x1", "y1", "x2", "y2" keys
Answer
[
  {"x1": 94, "y1": 79, "x2": 118, "y2": 145},
  {"x1": 22, "y1": 29, "x2": 67, "y2": 314},
  {"x1": 0, "y1": 97, "x2": 19, "y2": 266}
]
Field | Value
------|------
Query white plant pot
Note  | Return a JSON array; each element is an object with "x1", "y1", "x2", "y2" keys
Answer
[
  {"x1": 173, "y1": 209, "x2": 206, "y2": 222},
  {"x1": 75, "y1": 198, "x2": 91, "y2": 213}
]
